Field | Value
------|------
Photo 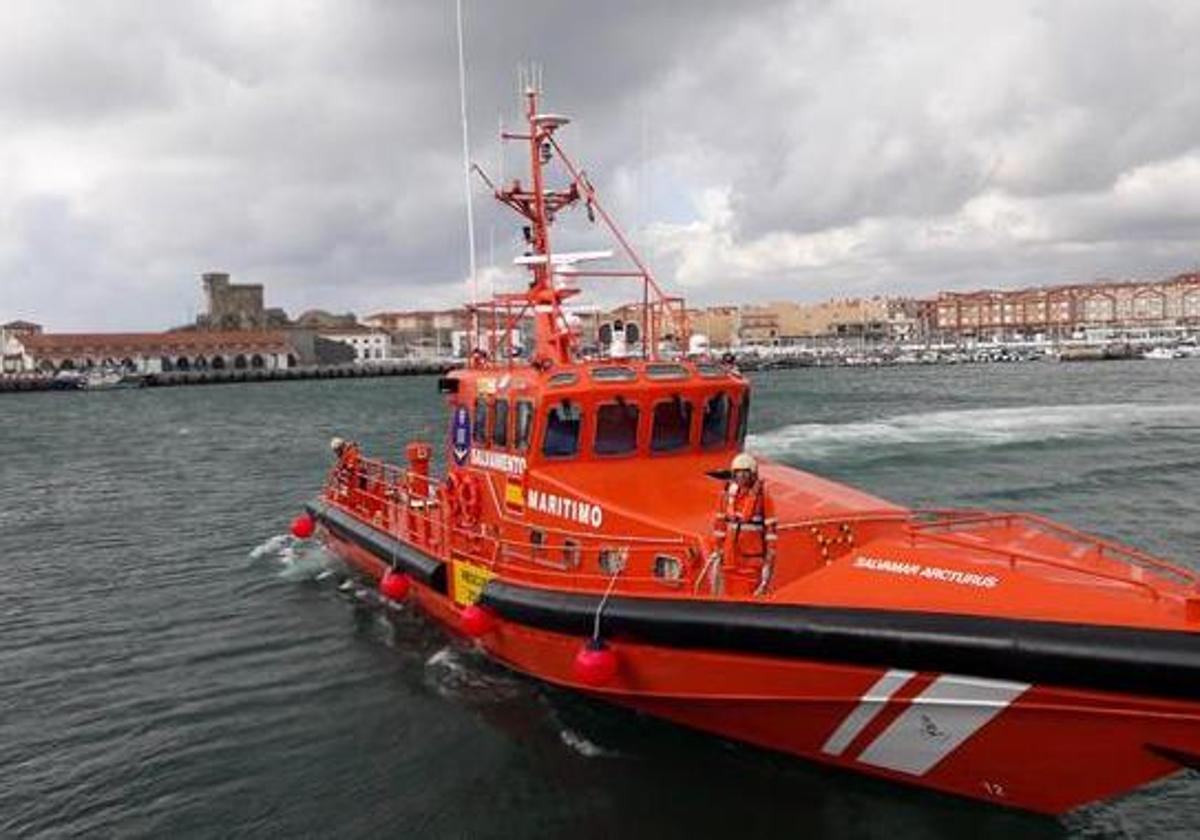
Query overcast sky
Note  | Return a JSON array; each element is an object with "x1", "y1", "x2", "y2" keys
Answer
[{"x1": 2, "y1": 0, "x2": 1198, "y2": 331}]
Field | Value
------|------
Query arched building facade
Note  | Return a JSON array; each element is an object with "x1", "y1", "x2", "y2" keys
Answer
[{"x1": 12, "y1": 331, "x2": 294, "y2": 374}]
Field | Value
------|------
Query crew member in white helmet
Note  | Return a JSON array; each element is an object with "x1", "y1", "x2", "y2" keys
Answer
[{"x1": 714, "y1": 452, "x2": 778, "y2": 594}]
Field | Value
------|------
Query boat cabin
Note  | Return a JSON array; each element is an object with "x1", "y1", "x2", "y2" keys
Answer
[{"x1": 443, "y1": 358, "x2": 750, "y2": 469}]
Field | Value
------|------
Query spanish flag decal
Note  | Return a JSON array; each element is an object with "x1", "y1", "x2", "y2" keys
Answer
[{"x1": 504, "y1": 477, "x2": 525, "y2": 515}]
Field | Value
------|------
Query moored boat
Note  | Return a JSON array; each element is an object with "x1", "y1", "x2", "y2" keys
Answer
[
  {"x1": 82, "y1": 367, "x2": 144, "y2": 390},
  {"x1": 296, "y1": 85, "x2": 1200, "y2": 815}
]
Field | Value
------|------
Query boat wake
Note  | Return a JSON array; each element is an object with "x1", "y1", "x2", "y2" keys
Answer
[
  {"x1": 248, "y1": 532, "x2": 339, "y2": 581},
  {"x1": 748, "y1": 402, "x2": 1200, "y2": 462},
  {"x1": 424, "y1": 646, "x2": 524, "y2": 702},
  {"x1": 558, "y1": 726, "x2": 620, "y2": 759},
  {"x1": 249, "y1": 533, "x2": 291, "y2": 561}
]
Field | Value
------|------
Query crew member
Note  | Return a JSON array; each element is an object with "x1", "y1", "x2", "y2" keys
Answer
[
  {"x1": 714, "y1": 453, "x2": 778, "y2": 594},
  {"x1": 331, "y1": 436, "x2": 363, "y2": 489}
]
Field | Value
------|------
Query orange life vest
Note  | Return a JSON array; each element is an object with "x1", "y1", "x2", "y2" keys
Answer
[{"x1": 715, "y1": 478, "x2": 776, "y2": 559}]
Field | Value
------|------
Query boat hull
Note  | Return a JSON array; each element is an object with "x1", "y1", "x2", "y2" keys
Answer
[{"x1": 317, "y1": 522, "x2": 1200, "y2": 816}]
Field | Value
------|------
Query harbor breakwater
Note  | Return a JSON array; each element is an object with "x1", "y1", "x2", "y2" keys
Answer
[{"x1": 0, "y1": 360, "x2": 454, "y2": 393}]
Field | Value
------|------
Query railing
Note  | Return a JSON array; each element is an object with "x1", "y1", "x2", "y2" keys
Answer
[
  {"x1": 321, "y1": 455, "x2": 704, "y2": 595},
  {"x1": 321, "y1": 455, "x2": 1198, "y2": 603},
  {"x1": 906, "y1": 509, "x2": 1198, "y2": 601}
]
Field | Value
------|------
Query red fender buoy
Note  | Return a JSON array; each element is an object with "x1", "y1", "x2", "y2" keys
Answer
[
  {"x1": 573, "y1": 639, "x2": 618, "y2": 687},
  {"x1": 291, "y1": 513, "x2": 315, "y2": 539},
  {"x1": 460, "y1": 604, "x2": 498, "y2": 638},
  {"x1": 379, "y1": 569, "x2": 411, "y2": 601}
]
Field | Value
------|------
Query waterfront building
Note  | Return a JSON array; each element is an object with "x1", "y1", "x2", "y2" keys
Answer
[
  {"x1": 10, "y1": 331, "x2": 295, "y2": 374},
  {"x1": 2, "y1": 321, "x2": 43, "y2": 373},
  {"x1": 688, "y1": 306, "x2": 739, "y2": 348},
  {"x1": 736, "y1": 298, "x2": 914, "y2": 347},
  {"x1": 317, "y1": 326, "x2": 392, "y2": 363},
  {"x1": 294, "y1": 310, "x2": 358, "y2": 330},
  {"x1": 362, "y1": 309, "x2": 470, "y2": 357},
  {"x1": 933, "y1": 272, "x2": 1200, "y2": 341}
]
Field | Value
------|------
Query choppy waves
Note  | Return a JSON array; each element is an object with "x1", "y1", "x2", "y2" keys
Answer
[{"x1": 748, "y1": 402, "x2": 1200, "y2": 462}]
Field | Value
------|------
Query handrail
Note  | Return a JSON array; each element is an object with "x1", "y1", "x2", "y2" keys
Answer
[
  {"x1": 323, "y1": 455, "x2": 1197, "y2": 601},
  {"x1": 913, "y1": 529, "x2": 1163, "y2": 601},
  {"x1": 322, "y1": 460, "x2": 700, "y2": 591},
  {"x1": 908, "y1": 509, "x2": 1198, "y2": 590}
]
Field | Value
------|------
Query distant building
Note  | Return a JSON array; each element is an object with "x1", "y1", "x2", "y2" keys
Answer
[
  {"x1": 933, "y1": 272, "x2": 1200, "y2": 341},
  {"x1": 2, "y1": 321, "x2": 43, "y2": 373},
  {"x1": 196, "y1": 272, "x2": 288, "y2": 330},
  {"x1": 294, "y1": 309, "x2": 359, "y2": 330},
  {"x1": 738, "y1": 305, "x2": 782, "y2": 345},
  {"x1": 11, "y1": 331, "x2": 294, "y2": 374},
  {"x1": 689, "y1": 306, "x2": 739, "y2": 348},
  {"x1": 363, "y1": 309, "x2": 470, "y2": 357},
  {"x1": 317, "y1": 326, "x2": 392, "y2": 363},
  {"x1": 735, "y1": 299, "x2": 901, "y2": 346}
]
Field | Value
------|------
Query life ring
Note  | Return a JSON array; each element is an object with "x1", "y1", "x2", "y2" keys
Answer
[{"x1": 456, "y1": 473, "x2": 482, "y2": 524}]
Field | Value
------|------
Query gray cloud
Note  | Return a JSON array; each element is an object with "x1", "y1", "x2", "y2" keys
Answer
[{"x1": 0, "y1": 0, "x2": 1197, "y2": 330}]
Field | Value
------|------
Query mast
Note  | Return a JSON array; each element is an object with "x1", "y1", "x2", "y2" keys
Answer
[
  {"x1": 485, "y1": 76, "x2": 688, "y2": 367},
  {"x1": 495, "y1": 81, "x2": 579, "y2": 366},
  {"x1": 526, "y1": 86, "x2": 558, "y2": 361}
]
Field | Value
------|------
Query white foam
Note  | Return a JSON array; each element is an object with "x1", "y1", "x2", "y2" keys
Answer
[
  {"x1": 559, "y1": 727, "x2": 618, "y2": 758},
  {"x1": 249, "y1": 532, "x2": 340, "y2": 582},
  {"x1": 426, "y1": 647, "x2": 464, "y2": 673},
  {"x1": 423, "y1": 645, "x2": 523, "y2": 701},
  {"x1": 748, "y1": 402, "x2": 1200, "y2": 461},
  {"x1": 248, "y1": 533, "x2": 291, "y2": 560}
]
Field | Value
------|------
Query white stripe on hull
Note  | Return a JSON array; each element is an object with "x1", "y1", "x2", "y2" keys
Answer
[
  {"x1": 856, "y1": 674, "x2": 1030, "y2": 776},
  {"x1": 822, "y1": 669, "x2": 916, "y2": 757}
]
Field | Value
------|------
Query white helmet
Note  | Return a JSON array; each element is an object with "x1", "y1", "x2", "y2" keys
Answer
[
  {"x1": 731, "y1": 453, "x2": 757, "y2": 473},
  {"x1": 330, "y1": 436, "x2": 346, "y2": 454}
]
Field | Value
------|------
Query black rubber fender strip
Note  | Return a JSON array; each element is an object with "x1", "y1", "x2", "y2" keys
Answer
[
  {"x1": 1146, "y1": 744, "x2": 1200, "y2": 772},
  {"x1": 306, "y1": 499, "x2": 447, "y2": 594},
  {"x1": 478, "y1": 579, "x2": 1200, "y2": 702}
]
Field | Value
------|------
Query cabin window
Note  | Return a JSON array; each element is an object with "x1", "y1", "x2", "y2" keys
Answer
[
  {"x1": 591, "y1": 366, "x2": 637, "y2": 382},
  {"x1": 543, "y1": 400, "x2": 582, "y2": 458},
  {"x1": 493, "y1": 399, "x2": 509, "y2": 448},
  {"x1": 598, "y1": 547, "x2": 627, "y2": 575},
  {"x1": 530, "y1": 528, "x2": 546, "y2": 561},
  {"x1": 696, "y1": 362, "x2": 726, "y2": 378},
  {"x1": 651, "y1": 397, "x2": 693, "y2": 452},
  {"x1": 646, "y1": 363, "x2": 689, "y2": 381},
  {"x1": 653, "y1": 554, "x2": 683, "y2": 581},
  {"x1": 548, "y1": 372, "x2": 578, "y2": 387},
  {"x1": 515, "y1": 400, "x2": 534, "y2": 452},
  {"x1": 473, "y1": 397, "x2": 489, "y2": 444},
  {"x1": 594, "y1": 401, "x2": 640, "y2": 456},
  {"x1": 562, "y1": 539, "x2": 581, "y2": 569},
  {"x1": 701, "y1": 393, "x2": 731, "y2": 449},
  {"x1": 736, "y1": 392, "x2": 751, "y2": 445}
]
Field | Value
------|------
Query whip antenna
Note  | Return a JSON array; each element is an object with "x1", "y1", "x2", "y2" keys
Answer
[{"x1": 455, "y1": 0, "x2": 478, "y2": 330}]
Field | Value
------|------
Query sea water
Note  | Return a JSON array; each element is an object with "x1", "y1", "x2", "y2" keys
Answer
[{"x1": 1, "y1": 361, "x2": 1198, "y2": 838}]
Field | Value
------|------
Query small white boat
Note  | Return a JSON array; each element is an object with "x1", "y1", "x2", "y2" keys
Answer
[
  {"x1": 1142, "y1": 346, "x2": 1178, "y2": 360},
  {"x1": 83, "y1": 368, "x2": 143, "y2": 390}
]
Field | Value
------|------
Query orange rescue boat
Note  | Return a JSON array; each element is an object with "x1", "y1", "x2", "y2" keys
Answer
[{"x1": 299, "y1": 86, "x2": 1200, "y2": 815}]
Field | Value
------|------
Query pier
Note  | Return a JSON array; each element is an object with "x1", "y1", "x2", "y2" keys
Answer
[{"x1": 0, "y1": 360, "x2": 454, "y2": 393}]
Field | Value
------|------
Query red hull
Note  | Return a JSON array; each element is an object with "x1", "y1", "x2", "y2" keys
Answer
[{"x1": 323, "y1": 530, "x2": 1200, "y2": 815}]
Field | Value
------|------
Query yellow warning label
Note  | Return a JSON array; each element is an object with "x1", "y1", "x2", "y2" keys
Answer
[{"x1": 452, "y1": 560, "x2": 494, "y2": 606}]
